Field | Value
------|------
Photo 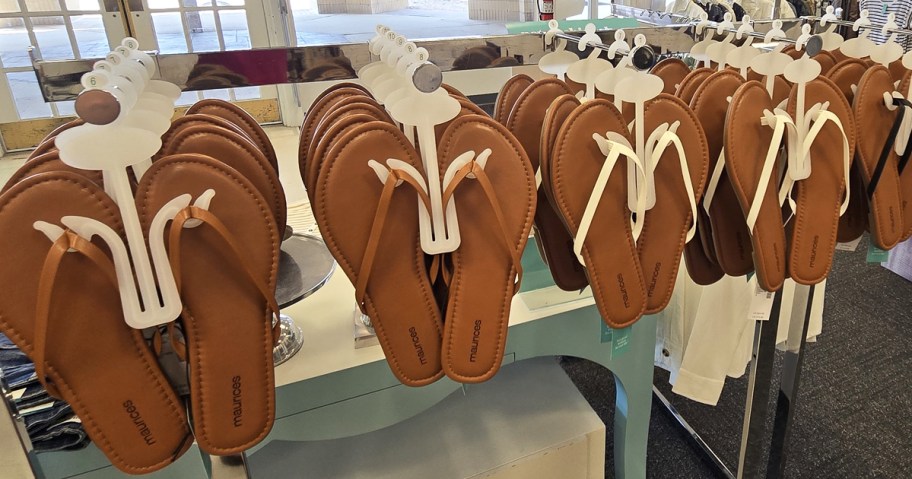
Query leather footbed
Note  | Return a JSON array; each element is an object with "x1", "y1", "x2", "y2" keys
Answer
[
  {"x1": 540, "y1": 94, "x2": 589, "y2": 291},
  {"x1": 494, "y1": 74, "x2": 534, "y2": 125},
  {"x1": 827, "y1": 58, "x2": 870, "y2": 241},
  {"x1": 676, "y1": 67, "x2": 714, "y2": 105},
  {"x1": 317, "y1": 121, "x2": 444, "y2": 386},
  {"x1": 0, "y1": 172, "x2": 192, "y2": 473},
  {"x1": 785, "y1": 77, "x2": 856, "y2": 284},
  {"x1": 156, "y1": 114, "x2": 252, "y2": 161},
  {"x1": 551, "y1": 99, "x2": 647, "y2": 328},
  {"x1": 437, "y1": 115, "x2": 535, "y2": 382},
  {"x1": 305, "y1": 98, "x2": 393, "y2": 193},
  {"x1": 691, "y1": 70, "x2": 754, "y2": 277},
  {"x1": 854, "y1": 65, "x2": 905, "y2": 249},
  {"x1": 638, "y1": 94, "x2": 710, "y2": 311},
  {"x1": 651, "y1": 58, "x2": 692, "y2": 95},
  {"x1": 897, "y1": 70, "x2": 912, "y2": 240},
  {"x1": 137, "y1": 154, "x2": 278, "y2": 454},
  {"x1": 2, "y1": 150, "x2": 104, "y2": 193},
  {"x1": 160, "y1": 124, "x2": 286, "y2": 237},
  {"x1": 186, "y1": 99, "x2": 280, "y2": 176}
]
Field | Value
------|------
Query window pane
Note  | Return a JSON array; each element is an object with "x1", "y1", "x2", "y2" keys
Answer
[
  {"x1": 217, "y1": 0, "x2": 245, "y2": 6},
  {"x1": 148, "y1": 0, "x2": 179, "y2": 9},
  {"x1": 64, "y1": 0, "x2": 100, "y2": 11},
  {"x1": 183, "y1": 0, "x2": 212, "y2": 7},
  {"x1": 25, "y1": 0, "x2": 61, "y2": 12},
  {"x1": 202, "y1": 88, "x2": 229, "y2": 100},
  {"x1": 177, "y1": 90, "x2": 198, "y2": 106},
  {"x1": 0, "y1": 21, "x2": 33, "y2": 67},
  {"x1": 0, "y1": 1, "x2": 21, "y2": 13},
  {"x1": 55, "y1": 100, "x2": 75, "y2": 116},
  {"x1": 152, "y1": 12, "x2": 187, "y2": 53},
  {"x1": 8, "y1": 71, "x2": 52, "y2": 119},
  {"x1": 233, "y1": 86, "x2": 260, "y2": 100},
  {"x1": 218, "y1": 9, "x2": 249, "y2": 50},
  {"x1": 186, "y1": 10, "x2": 218, "y2": 52},
  {"x1": 71, "y1": 14, "x2": 108, "y2": 58},
  {"x1": 33, "y1": 16, "x2": 75, "y2": 60}
]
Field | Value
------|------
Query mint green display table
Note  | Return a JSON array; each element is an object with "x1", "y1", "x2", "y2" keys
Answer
[{"x1": 33, "y1": 238, "x2": 656, "y2": 479}]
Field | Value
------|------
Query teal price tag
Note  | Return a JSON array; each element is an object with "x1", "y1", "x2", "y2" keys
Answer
[
  {"x1": 612, "y1": 327, "x2": 631, "y2": 357},
  {"x1": 867, "y1": 244, "x2": 890, "y2": 263},
  {"x1": 600, "y1": 321, "x2": 612, "y2": 343}
]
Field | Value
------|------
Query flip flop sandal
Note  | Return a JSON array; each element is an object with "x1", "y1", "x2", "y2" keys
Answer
[
  {"x1": 762, "y1": 75, "x2": 793, "y2": 107},
  {"x1": 160, "y1": 124, "x2": 287, "y2": 238},
  {"x1": 0, "y1": 172, "x2": 192, "y2": 473},
  {"x1": 434, "y1": 97, "x2": 488, "y2": 142},
  {"x1": 317, "y1": 121, "x2": 444, "y2": 386},
  {"x1": 691, "y1": 70, "x2": 755, "y2": 277},
  {"x1": 637, "y1": 94, "x2": 709, "y2": 312},
  {"x1": 890, "y1": 59, "x2": 907, "y2": 82},
  {"x1": 814, "y1": 50, "x2": 838, "y2": 75},
  {"x1": 442, "y1": 83, "x2": 467, "y2": 98},
  {"x1": 494, "y1": 74, "x2": 534, "y2": 124},
  {"x1": 186, "y1": 99, "x2": 279, "y2": 175},
  {"x1": 894, "y1": 71, "x2": 912, "y2": 240},
  {"x1": 306, "y1": 113, "x2": 382, "y2": 208},
  {"x1": 551, "y1": 99, "x2": 647, "y2": 328},
  {"x1": 827, "y1": 58, "x2": 868, "y2": 103},
  {"x1": 304, "y1": 99, "x2": 394, "y2": 197},
  {"x1": 2, "y1": 150, "x2": 104, "y2": 194},
  {"x1": 651, "y1": 58, "x2": 692, "y2": 95},
  {"x1": 676, "y1": 67, "x2": 714, "y2": 104},
  {"x1": 854, "y1": 65, "x2": 905, "y2": 249},
  {"x1": 28, "y1": 138, "x2": 59, "y2": 160},
  {"x1": 540, "y1": 94, "x2": 589, "y2": 291},
  {"x1": 783, "y1": 77, "x2": 854, "y2": 284},
  {"x1": 136, "y1": 153, "x2": 280, "y2": 454},
  {"x1": 437, "y1": 115, "x2": 535, "y2": 382},
  {"x1": 155, "y1": 114, "x2": 253, "y2": 161},
  {"x1": 724, "y1": 81, "x2": 787, "y2": 291},
  {"x1": 299, "y1": 86, "x2": 372, "y2": 185}
]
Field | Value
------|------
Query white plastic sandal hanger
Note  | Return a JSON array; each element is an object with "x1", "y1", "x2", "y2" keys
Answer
[
  {"x1": 817, "y1": 5, "x2": 846, "y2": 52},
  {"x1": 750, "y1": 19, "x2": 795, "y2": 98},
  {"x1": 566, "y1": 23, "x2": 614, "y2": 101},
  {"x1": 690, "y1": 12, "x2": 715, "y2": 68},
  {"x1": 362, "y1": 27, "x2": 467, "y2": 255},
  {"x1": 539, "y1": 20, "x2": 578, "y2": 81},
  {"x1": 892, "y1": 49, "x2": 912, "y2": 156},
  {"x1": 871, "y1": 13, "x2": 904, "y2": 67},
  {"x1": 839, "y1": 10, "x2": 877, "y2": 59},
  {"x1": 48, "y1": 38, "x2": 189, "y2": 330},
  {"x1": 726, "y1": 16, "x2": 762, "y2": 79},
  {"x1": 614, "y1": 35, "x2": 666, "y2": 211},
  {"x1": 594, "y1": 30, "x2": 635, "y2": 109},
  {"x1": 705, "y1": 13, "x2": 738, "y2": 71}
]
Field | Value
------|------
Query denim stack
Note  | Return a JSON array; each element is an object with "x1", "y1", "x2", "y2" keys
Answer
[{"x1": 0, "y1": 333, "x2": 88, "y2": 452}]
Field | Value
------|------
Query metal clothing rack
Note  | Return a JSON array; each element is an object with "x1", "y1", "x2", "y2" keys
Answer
[{"x1": 20, "y1": 14, "x2": 819, "y2": 479}]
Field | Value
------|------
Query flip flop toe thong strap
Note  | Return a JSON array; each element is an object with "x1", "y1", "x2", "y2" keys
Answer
[{"x1": 35, "y1": 230, "x2": 118, "y2": 398}]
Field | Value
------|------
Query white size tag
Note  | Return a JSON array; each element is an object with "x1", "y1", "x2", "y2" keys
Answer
[
  {"x1": 835, "y1": 236, "x2": 862, "y2": 252},
  {"x1": 748, "y1": 283, "x2": 775, "y2": 322}
]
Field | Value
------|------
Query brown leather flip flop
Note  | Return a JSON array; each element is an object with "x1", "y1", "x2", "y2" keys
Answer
[
  {"x1": 676, "y1": 67, "x2": 714, "y2": 104},
  {"x1": 305, "y1": 114, "x2": 379, "y2": 204},
  {"x1": 160, "y1": 124, "x2": 286, "y2": 236},
  {"x1": 494, "y1": 74, "x2": 534, "y2": 124},
  {"x1": 651, "y1": 58, "x2": 692, "y2": 95},
  {"x1": 299, "y1": 86, "x2": 372, "y2": 185},
  {"x1": 889, "y1": 59, "x2": 907, "y2": 82},
  {"x1": 317, "y1": 121, "x2": 444, "y2": 386},
  {"x1": 814, "y1": 50, "x2": 838, "y2": 75},
  {"x1": 827, "y1": 58, "x2": 871, "y2": 242},
  {"x1": 304, "y1": 99, "x2": 393, "y2": 198},
  {"x1": 442, "y1": 83, "x2": 466, "y2": 98},
  {"x1": 785, "y1": 77, "x2": 855, "y2": 284},
  {"x1": 2, "y1": 150, "x2": 104, "y2": 193},
  {"x1": 763, "y1": 75, "x2": 793, "y2": 107},
  {"x1": 437, "y1": 115, "x2": 535, "y2": 382},
  {"x1": 551, "y1": 99, "x2": 647, "y2": 328},
  {"x1": 137, "y1": 153, "x2": 279, "y2": 455},
  {"x1": 638, "y1": 94, "x2": 709, "y2": 312},
  {"x1": 724, "y1": 81, "x2": 786, "y2": 291},
  {"x1": 896, "y1": 70, "x2": 912, "y2": 240},
  {"x1": 691, "y1": 70, "x2": 754, "y2": 277},
  {"x1": 827, "y1": 58, "x2": 868, "y2": 103},
  {"x1": 155, "y1": 114, "x2": 252, "y2": 161},
  {"x1": 0, "y1": 172, "x2": 192, "y2": 473},
  {"x1": 186, "y1": 99, "x2": 278, "y2": 175},
  {"x1": 854, "y1": 65, "x2": 905, "y2": 249},
  {"x1": 540, "y1": 94, "x2": 589, "y2": 291},
  {"x1": 434, "y1": 97, "x2": 488, "y2": 142}
]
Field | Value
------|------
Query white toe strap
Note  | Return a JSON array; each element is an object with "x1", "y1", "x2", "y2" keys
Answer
[
  {"x1": 702, "y1": 149, "x2": 726, "y2": 216},
  {"x1": 574, "y1": 135, "x2": 647, "y2": 266},
  {"x1": 649, "y1": 128, "x2": 699, "y2": 243},
  {"x1": 749, "y1": 111, "x2": 793, "y2": 233}
]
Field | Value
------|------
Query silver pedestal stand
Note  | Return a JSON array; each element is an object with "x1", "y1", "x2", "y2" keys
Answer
[{"x1": 273, "y1": 233, "x2": 335, "y2": 366}]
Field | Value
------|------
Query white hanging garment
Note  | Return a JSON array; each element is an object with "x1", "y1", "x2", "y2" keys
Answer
[{"x1": 861, "y1": 0, "x2": 912, "y2": 48}]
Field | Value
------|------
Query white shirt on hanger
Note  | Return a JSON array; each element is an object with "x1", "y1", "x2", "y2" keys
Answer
[{"x1": 665, "y1": 0, "x2": 711, "y2": 18}]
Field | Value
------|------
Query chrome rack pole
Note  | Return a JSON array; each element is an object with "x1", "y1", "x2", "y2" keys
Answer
[
  {"x1": 766, "y1": 284, "x2": 816, "y2": 478},
  {"x1": 209, "y1": 453, "x2": 251, "y2": 479},
  {"x1": 800, "y1": 15, "x2": 912, "y2": 37},
  {"x1": 552, "y1": 31, "x2": 657, "y2": 70}
]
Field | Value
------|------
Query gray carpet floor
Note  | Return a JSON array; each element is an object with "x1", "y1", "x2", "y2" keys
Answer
[{"x1": 560, "y1": 236, "x2": 912, "y2": 478}]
